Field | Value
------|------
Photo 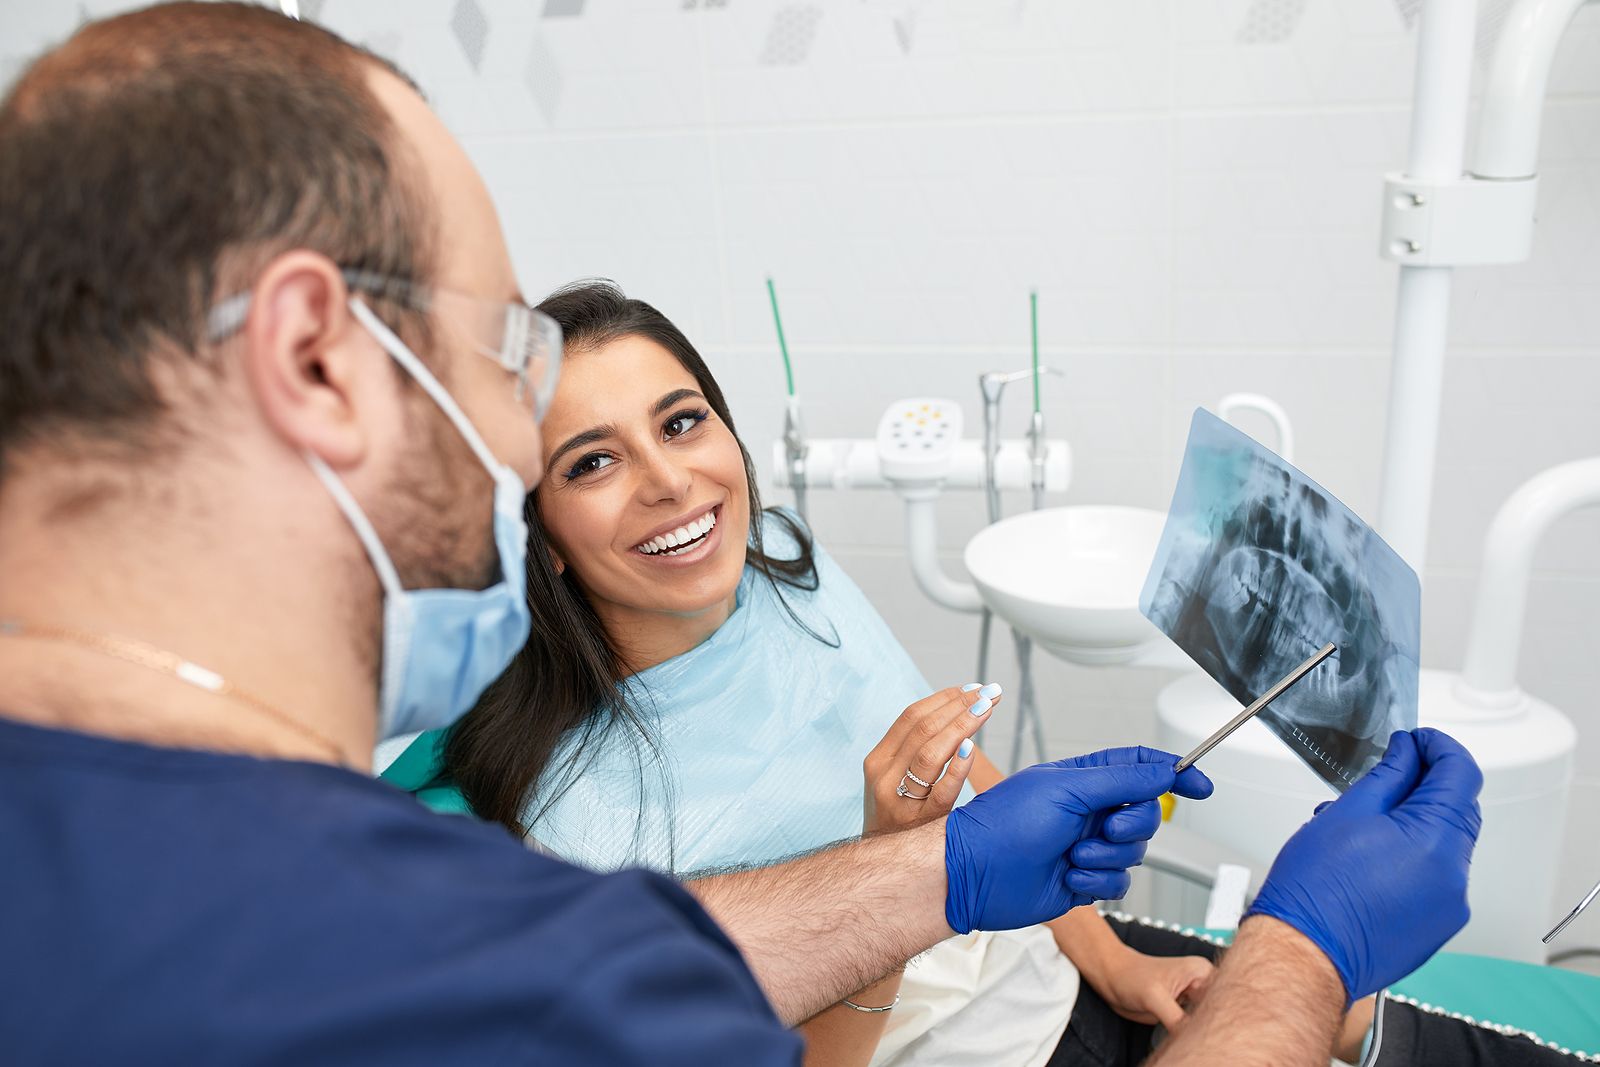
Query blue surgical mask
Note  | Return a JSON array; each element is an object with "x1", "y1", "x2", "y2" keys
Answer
[{"x1": 308, "y1": 298, "x2": 532, "y2": 741}]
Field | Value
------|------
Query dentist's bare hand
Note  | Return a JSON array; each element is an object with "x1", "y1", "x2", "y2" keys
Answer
[{"x1": 862, "y1": 683, "x2": 1001, "y2": 835}]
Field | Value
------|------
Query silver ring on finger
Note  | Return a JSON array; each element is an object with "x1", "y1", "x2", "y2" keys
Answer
[{"x1": 896, "y1": 772, "x2": 932, "y2": 801}]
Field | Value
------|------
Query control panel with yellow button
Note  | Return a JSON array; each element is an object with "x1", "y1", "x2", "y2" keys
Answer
[{"x1": 876, "y1": 397, "x2": 964, "y2": 484}]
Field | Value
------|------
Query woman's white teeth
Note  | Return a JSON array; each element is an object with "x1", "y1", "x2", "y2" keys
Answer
[{"x1": 637, "y1": 510, "x2": 716, "y2": 555}]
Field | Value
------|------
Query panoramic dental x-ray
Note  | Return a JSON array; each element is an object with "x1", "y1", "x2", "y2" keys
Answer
[{"x1": 1141, "y1": 409, "x2": 1421, "y2": 792}]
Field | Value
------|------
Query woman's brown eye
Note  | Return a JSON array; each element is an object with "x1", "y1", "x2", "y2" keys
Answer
[
  {"x1": 566, "y1": 453, "x2": 615, "y2": 479},
  {"x1": 665, "y1": 409, "x2": 709, "y2": 438}
]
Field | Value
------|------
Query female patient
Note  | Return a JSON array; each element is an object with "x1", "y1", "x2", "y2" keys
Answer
[{"x1": 383, "y1": 281, "x2": 1230, "y2": 1067}]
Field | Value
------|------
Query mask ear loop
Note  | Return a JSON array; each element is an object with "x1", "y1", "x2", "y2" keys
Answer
[
  {"x1": 304, "y1": 453, "x2": 406, "y2": 604},
  {"x1": 303, "y1": 450, "x2": 413, "y2": 727},
  {"x1": 347, "y1": 296, "x2": 505, "y2": 477}
]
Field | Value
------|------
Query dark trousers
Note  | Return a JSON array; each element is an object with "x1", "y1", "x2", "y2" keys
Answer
[{"x1": 1048, "y1": 916, "x2": 1586, "y2": 1067}]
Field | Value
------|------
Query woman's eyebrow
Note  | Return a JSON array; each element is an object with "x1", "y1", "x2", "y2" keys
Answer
[
  {"x1": 651, "y1": 388, "x2": 705, "y2": 417},
  {"x1": 546, "y1": 424, "x2": 617, "y2": 474},
  {"x1": 545, "y1": 391, "x2": 707, "y2": 475}
]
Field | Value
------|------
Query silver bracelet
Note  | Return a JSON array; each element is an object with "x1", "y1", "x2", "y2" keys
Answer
[{"x1": 841, "y1": 993, "x2": 899, "y2": 1014}]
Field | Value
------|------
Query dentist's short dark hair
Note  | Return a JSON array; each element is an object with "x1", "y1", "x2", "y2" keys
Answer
[{"x1": 0, "y1": 1, "x2": 434, "y2": 480}]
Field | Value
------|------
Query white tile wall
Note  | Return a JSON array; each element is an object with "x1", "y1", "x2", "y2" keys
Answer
[{"x1": 7, "y1": 0, "x2": 1598, "y2": 943}]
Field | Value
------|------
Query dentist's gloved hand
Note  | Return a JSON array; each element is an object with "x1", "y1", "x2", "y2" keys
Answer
[
  {"x1": 1245, "y1": 728, "x2": 1483, "y2": 1003},
  {"x1": 943, "y1": 746, "x2": 1213, "y2": 934}
]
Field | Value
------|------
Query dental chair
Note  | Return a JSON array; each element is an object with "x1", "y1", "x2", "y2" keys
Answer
[{"x1": 1141, "y1": 825, "x2": 1600, "y2": 1059}]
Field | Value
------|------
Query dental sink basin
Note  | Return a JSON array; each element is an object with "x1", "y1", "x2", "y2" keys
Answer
[{"x1": 963, "y1": 505, "x2": 1166, "y2": 665}]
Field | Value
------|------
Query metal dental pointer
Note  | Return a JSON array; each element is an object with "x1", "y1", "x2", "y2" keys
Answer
[
  {"x1": 1173, "y1": 643, "x2": 1338, "y2": 774},
  {"x1": 1544, "y1": 875, "x2": 1600, "y2": 945}
]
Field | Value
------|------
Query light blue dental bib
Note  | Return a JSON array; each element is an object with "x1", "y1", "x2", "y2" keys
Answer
[{"x1": 527, "y1": 518, "x2": 969, "y2": 875}]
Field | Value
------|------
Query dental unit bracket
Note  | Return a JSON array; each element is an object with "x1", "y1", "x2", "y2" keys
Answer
[{"x1": 1380, "y1": 172, "x2": 1539, "y2": 267}]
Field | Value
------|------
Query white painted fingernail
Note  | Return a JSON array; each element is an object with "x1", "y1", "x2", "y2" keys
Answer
[
  {"x1": 970, "y1": 697, "x2": 993, "y2": 716},
  {"x1": 978, "y1": 683, "x2": 1002, "y2": 700},
  {"x1": 957, "y1": 738, "x2": 973, "y2": 759},
  {"x1": 961, "y1": 683, "x2": 982, "y2": 692}
]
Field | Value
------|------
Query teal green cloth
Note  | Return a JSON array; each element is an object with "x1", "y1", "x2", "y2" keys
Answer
[
  {"x1": 378, "y1": 729, "x2": 471, "y2": 817},
  {"x1": 1391, "y1": 951, "x2": 1600, "y2": 1056},
  {"x1": 1197, "y1": 928, "x2": 1600, "y2": 1055}
]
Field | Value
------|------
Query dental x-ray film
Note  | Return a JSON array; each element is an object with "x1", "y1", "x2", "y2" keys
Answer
[{"x1": 1140, "y1": 409, "x2": 1421, "y2": 792}]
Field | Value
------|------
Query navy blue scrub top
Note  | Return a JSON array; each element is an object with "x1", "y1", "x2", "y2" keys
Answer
[{"x1": 0, "y1": 716, "x2": 801, "y2": 1065}]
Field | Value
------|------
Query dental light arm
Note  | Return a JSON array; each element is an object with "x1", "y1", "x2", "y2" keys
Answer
[
  {"x1": 1457, "y1": 457, "x2": 1600, "y2": 704},
  {"x1": 1475, "y1": 0, "x2": 1597, "y2": 181}
]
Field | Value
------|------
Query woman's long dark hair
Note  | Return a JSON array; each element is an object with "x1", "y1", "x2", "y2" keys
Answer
[{"x1": 443, "y1": 279, "x2": 826, "y2": 842}]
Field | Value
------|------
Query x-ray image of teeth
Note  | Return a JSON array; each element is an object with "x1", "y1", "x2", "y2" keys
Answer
[{"x1": 1140, "y1": 409, "x2": 1421, "y2": 793}]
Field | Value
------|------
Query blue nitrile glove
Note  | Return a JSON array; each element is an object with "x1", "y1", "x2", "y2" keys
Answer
[
  {"x1": 943, "y1": 746, "x2": 1214, "y2": 934},
  {"x1": 1245, "y1": 728, "x2": 1483, "y2": 1003}
]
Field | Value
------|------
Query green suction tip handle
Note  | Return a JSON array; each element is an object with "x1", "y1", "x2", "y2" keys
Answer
[
  {"x1": 767, "y1": 278, "x2": 795, "y2": 397},
  {"x1": 1030, "y1": 290, "x2": 1040, "y2": 414}
]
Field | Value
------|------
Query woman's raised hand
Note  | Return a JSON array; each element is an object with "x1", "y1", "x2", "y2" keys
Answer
[{"x1": 862, "y1": 683, "x2": 1000, "y2": 836}]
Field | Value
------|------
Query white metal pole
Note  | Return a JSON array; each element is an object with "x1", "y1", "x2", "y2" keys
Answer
[{"x1": 1376, "y1": 0, "x2": 1477, "y2": 573}]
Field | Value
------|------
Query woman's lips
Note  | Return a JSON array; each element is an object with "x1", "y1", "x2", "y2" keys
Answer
[
  {"x1": 631, "y1": 505, "x2": 724, "y2": 567},
  {"x1": 633, "y1": 504, "x2": 719, "y2": 556}
]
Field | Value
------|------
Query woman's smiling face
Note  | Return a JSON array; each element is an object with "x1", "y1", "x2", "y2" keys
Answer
[{"x1": 534, "y1": 333, "x2": 751, "y2": 649}]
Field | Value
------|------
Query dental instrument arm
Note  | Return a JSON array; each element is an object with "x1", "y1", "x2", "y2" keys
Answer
[
  {"x1": 767, "y1": 279, "x2": 809, "y2": 521},
  {"x1": 978, "y1": 367, "x2": 1066, "y2": 519},
  {"x1": 783, "y1": 395, "x2": 809, "y2": 523},
  {"x1": 1544, "y1": 874, "x2": 1600, "y2": 945}
]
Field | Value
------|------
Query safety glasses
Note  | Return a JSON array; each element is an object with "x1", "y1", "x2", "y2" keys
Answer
[{"x1": 206, "y1": 268, "x2": 564, "y2": 419}]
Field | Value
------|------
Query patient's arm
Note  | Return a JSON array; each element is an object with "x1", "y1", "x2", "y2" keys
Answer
[
  {"x1": 1145, "y1": 916, "x2": 1343, "y2": 1065},
  {"x1": 1046, "y1": 907, "x2": 1214, "y2": 1029},
  {"x1": 686, "y1": 820, "x2": 951, "y2": 1026},
  {"x1": 796, "y1": 968, "x2": 904, "y2": 1067}
]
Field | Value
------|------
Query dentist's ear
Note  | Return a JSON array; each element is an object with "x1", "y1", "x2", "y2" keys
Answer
[
  {"x1": 547, "y1": 547, "x2": 566, "y2": 576},
  {"x1": 241, "y1": 250, "x2": 373, "y2": 470}
]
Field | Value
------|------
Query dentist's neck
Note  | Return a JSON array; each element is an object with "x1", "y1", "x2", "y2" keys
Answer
[{"x1": 0, "y1": 453, "x2": 381, "y2": 771}]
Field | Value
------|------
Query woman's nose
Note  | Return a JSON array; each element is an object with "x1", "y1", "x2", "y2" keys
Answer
[{"x1": 636, "y1": 447, "x2": 693, "y2": 504}]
